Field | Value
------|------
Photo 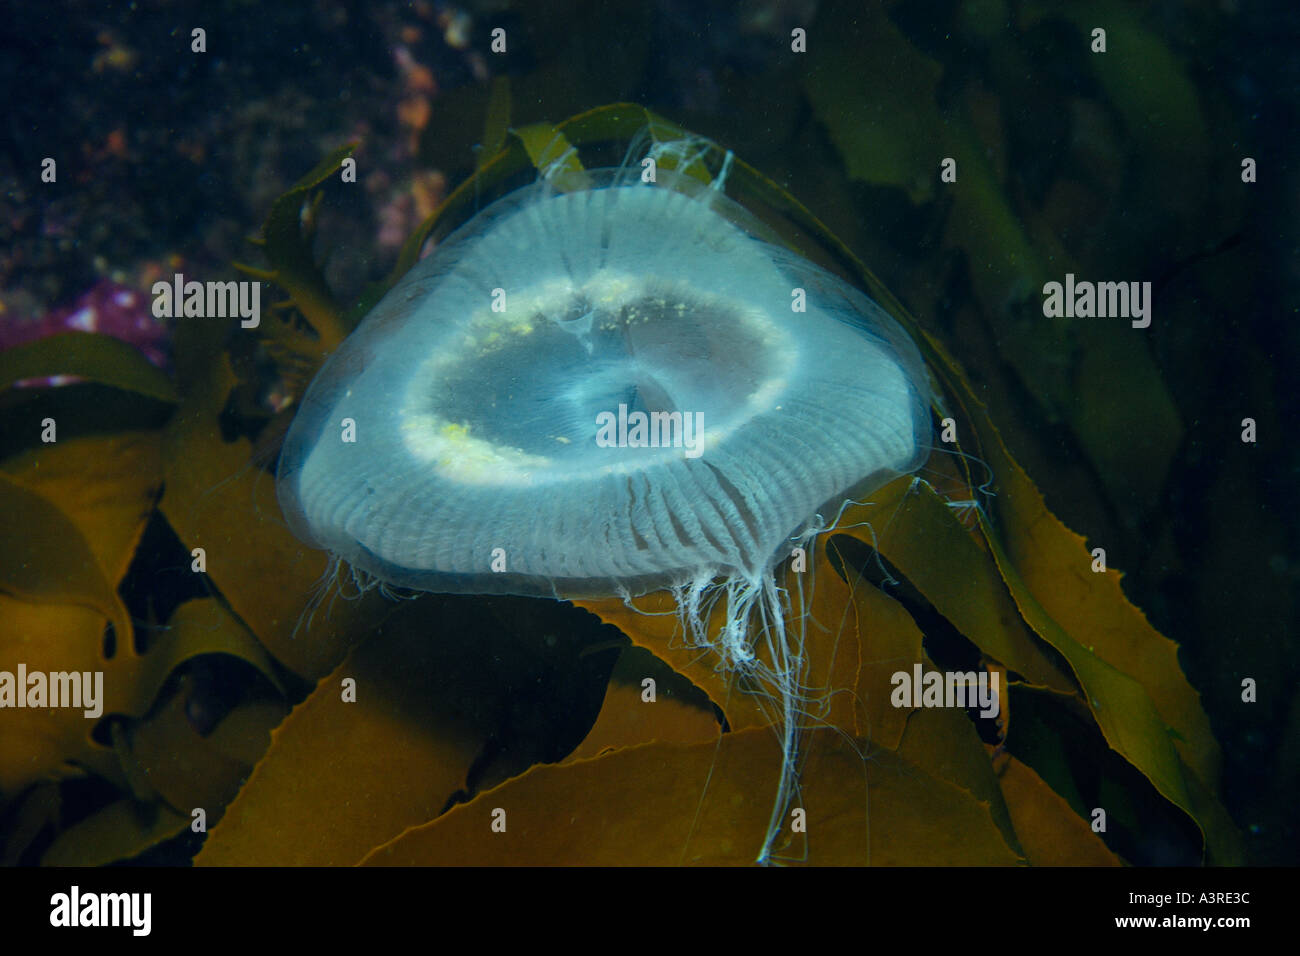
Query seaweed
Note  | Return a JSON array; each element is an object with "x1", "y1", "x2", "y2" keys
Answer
[{"x1": 0, "y1": 100, "x2": 1238, "y2": 867}]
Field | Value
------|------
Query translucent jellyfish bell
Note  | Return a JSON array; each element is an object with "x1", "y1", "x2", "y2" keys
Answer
[
  {"x1": 277, "y1": 168, "x2": 932, "y2": 601},
  {"x1": 277, "y1": 145, "x2": 934, "y2": 864}
]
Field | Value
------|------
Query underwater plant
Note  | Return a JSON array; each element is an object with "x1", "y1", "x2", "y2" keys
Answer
[
  {"x1": 0, "y1": 102, "x2": 1242, "y2": 868},
  {"x1": 230, "y1": 104, "x2": 1234, "y2": 866}
]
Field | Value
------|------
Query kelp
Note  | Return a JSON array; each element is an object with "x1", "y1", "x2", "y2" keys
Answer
[
  {"x1": 992, "y1": 751, "x2": 1121, "y2": 867},
  {"x1": 232, "y1": 143, "x2": 358, "y2": 389},
  {"x1": 361, "y1": 728, "x2": 1022, "y2": 867},
  {"x1": 804, "y1": 2, "x2": 1189, "y2": 513},
  {"x1": 197, "y1": 604, "x2": 495, "y2": 866},
  {"x1": 0, "y1": 91, "x2": 1238, "y2": 866},
  {"x1": 159, "y1": 308, "x2": 382, "y2": 680},
  {"x1": 0, "y1": 332, "x2": 177, "y2": 404},
  {"x1": 564, "y1": 645, "x2": 722, "y2": 762}
]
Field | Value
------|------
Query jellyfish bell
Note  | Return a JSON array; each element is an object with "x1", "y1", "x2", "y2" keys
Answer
[
  {"x1": 277, "y1": 169, "x2": 932, "y2": 597},
  {"x1": 276, "y1": 137, "x2": 935, "y2": 863}
]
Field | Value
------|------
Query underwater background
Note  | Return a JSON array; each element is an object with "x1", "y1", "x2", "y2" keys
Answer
[{"x1": 0, "y1": 0, "x2": 1295, "y2": 866}]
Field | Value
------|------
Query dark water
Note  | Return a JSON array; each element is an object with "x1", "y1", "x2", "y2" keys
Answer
[{"x1": 0, "y1": 0, "x2": 1295, "y2": 871}]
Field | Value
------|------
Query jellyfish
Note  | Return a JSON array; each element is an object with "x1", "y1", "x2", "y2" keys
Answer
[{"x1": 276, "y1": 133, "x2": 934, "y2": 864}]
